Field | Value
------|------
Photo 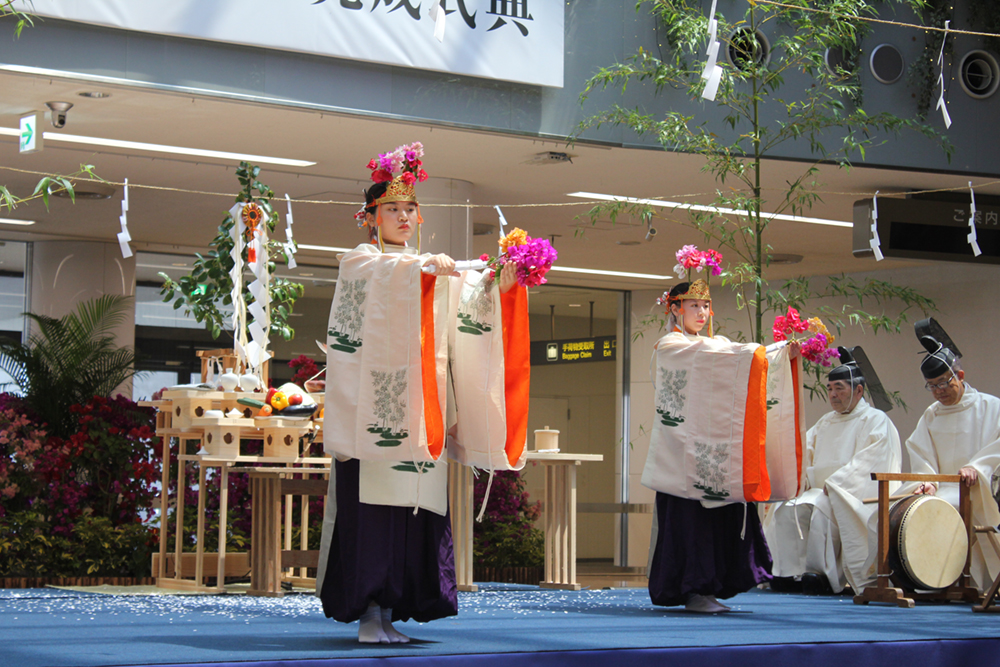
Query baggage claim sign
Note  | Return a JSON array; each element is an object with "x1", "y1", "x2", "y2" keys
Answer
[{"x1": 530, "y1": 336, "x2": 616, "y2": 366}]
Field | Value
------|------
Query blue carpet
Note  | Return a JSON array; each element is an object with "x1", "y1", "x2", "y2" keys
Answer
[{"x1": 2, "y1": 585, "x2": 999, "y2": 667}]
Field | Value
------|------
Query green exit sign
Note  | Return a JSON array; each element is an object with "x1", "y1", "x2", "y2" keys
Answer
[{"x1": 19, "y1": 112, "x2": 43, "y2": 153}]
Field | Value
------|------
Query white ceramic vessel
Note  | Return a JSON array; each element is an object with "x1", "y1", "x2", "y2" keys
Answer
[
  {"x1": 239, "y1": 373, "x2": 260, "y2": 392},
  {"x1": 220, "y1": 368, "x2": 240, "y2": 392}
]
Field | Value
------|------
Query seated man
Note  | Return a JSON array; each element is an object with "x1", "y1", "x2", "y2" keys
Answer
[
  {"x1": 764, "y1": 347, "x2": 901, "y2": 594},
  {"x1": 906, "y1": 333, "x2": 1000, "y2": 590}
]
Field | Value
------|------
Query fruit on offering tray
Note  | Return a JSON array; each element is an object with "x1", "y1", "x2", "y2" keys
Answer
[{"x1": 237, "y1": 382, "x2": 317, "y2": 418}]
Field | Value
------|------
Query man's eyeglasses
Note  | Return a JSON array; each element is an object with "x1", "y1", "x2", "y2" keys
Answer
[{"x1": 924, "y1": 374, "x2": 956, "y2": 391}]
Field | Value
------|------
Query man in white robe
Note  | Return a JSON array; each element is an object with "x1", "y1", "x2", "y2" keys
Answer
[
  {"x1": 764, "y1": 348, "x2": 901, "y2": 594},
  {"x1": 905, "y1": 335, "x2": 1000, "y2": 591}
]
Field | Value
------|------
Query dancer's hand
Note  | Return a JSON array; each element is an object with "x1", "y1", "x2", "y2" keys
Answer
[
  {"x1": 499, "y1": 262, "x2": 517, "y2": 294},
  {"x1": 423, "y1": 254, "x2": 458, "y2": 276}
]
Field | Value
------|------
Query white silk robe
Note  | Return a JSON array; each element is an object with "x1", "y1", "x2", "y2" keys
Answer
[
  {"x1": 904, "y1": 386, "x2": 1000, "y2": 590},
  {"x1": 763, "y1": 398, "x2": 901, "y2": 592}
]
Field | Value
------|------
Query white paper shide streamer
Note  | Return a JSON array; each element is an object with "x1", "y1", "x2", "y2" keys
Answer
[
  {"x1": 228, "y1": 202, "x2": 273, "y2": 378},
  {"x1": 283, "y1": 194, "x2": 297, "y2": 269},
  {"x1": 117, "y1": 179, "x2": 132, "y2": 258},
  {"x1": 428, "y1": 0, "x2": 446, "y2": 42},
  {"x1": 936, "y1": 20, "x2": 952, "y2": 129},
  {"x1": 701, "y1": 0, "x2": 724, "y2": 101},
  {"x1": 968, "y1": 182, "x2": 982, "y2": 257},
  {"x1": 870, "y1": 190, "x2": 884, "y2": 261}
]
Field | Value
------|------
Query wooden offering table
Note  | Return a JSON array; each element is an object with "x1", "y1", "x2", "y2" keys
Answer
[
  {"x1": 450, "y1": 451, "x2": 602, "y2": 591},
  {"x1": 528, "y1": 451, "x2": 604, "y2": 590},
  {"x1": 142, "y1": 388, "x2": 324, "y2": 594},
  {"x1": 854, "y1": 472, "x2": 979, "y2": 608},
  {"x1": 230, "y1": 466, "x2": 331, "y2": 597}
]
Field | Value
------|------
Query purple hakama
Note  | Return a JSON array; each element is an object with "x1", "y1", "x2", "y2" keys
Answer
[
  {"x1": 648, "y1": 492, "x2": 772, "y2": 607},
  {"x1": 319, "y1": 459, "x2": 458, "y2": 624}
]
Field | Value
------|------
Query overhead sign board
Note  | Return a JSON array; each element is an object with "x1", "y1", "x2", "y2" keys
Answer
[
  {"x1": 853, "y1": 197, "x2": 1000, "y2": 264},
  {"x1": 531, "y1": 336, "x2": 616, "y2": 366},
  {"x1": 13, "y1": 0, "x2": 565, "y2": 88}
]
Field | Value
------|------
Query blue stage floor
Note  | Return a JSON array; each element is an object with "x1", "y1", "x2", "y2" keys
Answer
[{"x1": 3, "y1": 584, "x2": 1000, "y2": 667}]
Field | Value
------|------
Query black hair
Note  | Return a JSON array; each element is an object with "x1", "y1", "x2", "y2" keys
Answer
[
  {"x1": 363, "y1": 182, "x2": 389, "y2": 215},
  {"x1": 361, "y1": 182, "x2": 389, "y2": 243},
  {"x1": 669, "y1": 282, "x2": 690, "y2": 299}
]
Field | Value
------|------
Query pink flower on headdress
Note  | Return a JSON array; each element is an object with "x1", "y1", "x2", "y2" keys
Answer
[
  {"x1": 371, "y1": 169, "x2": 393, "y2": 183},
  {"x1": 366, "y1": 159, "x2": 379, "y2": 171},
  {"x1": 675, "y1": 245, "x2": 700, "y2": 268},
  {"x1": 701, "y1": 249, "x2": 723, "y2": 276},
  {"x1": 401, "y1": 172, "x2": 416, "y2": 185},
  {"x1": 418, "y1": 169, "x2": 429, "y2": 182},
  {"x1": 405, "y1": 150, "x2": 417, "y2": 163}
]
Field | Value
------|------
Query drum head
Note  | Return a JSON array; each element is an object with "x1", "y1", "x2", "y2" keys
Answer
[{"x1": 896, "y1": 496, "x2": 968, "y2": 590}]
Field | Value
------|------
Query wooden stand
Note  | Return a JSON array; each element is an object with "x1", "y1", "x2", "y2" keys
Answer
[
  {"x1": 854, "y1": 472, "x2": 980, "y2": 608},
  {"x1": 448, "y1": 464, "x2": 478, "y2": 592},
  {"x1": 528, "y1": 452, "x2": 604, "y2": 590},
  {"x1": 972, "y1": 526, "x2": 1000, "y2": 612},
  {"x1": 229, "y1": 466, "x2": 330, "y2": 597}
]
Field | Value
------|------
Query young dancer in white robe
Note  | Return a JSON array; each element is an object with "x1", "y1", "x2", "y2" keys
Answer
[{"x1": 763, "y1": 349, "x2": 901, "y2": 593}]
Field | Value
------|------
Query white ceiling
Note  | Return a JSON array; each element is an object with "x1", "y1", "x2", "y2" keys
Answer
[{"x1": 1, "y1": 67, "x2": 995, "y2": 311}]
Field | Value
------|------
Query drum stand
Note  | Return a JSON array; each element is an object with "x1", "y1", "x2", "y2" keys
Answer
[
  {"x1": 971, "y1": 526, "x2": 1000, "y2": 612},
  {"x1": 854, "y1": 473, "x2": 979, "y2": 608}
]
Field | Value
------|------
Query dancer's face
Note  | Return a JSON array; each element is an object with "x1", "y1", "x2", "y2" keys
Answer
[
  {"x1": 368, "y1": 201, "x2": 417, "y2": 246},
  {"x1": 673, "y1": 299, "x2": 710, "y2": 335}
]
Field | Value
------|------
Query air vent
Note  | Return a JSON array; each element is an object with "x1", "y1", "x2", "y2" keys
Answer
[
  {"x1": 869, "y1": 44, "x2": 904, "y2": 84},
  {"x1": 825, "y1": 46, "x2": 857, "y2": 78},
  {"x1": 727, "y1": 28, "x2": 770, "y2": 71},
  {"x1": 958, "y1": 50, "x2": 1000, "y2": 99}
]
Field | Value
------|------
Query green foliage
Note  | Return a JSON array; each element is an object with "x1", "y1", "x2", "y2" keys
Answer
[
  {"x1": 158, "y1": 161, "x2": 304, "y2": 341},
  {"x1": 0, "y1": 165, "x2": 100, "y2": 213},
  {"x1": 579, "y1": 0, "x2": 941, "y2": 350},
  {"x1": 0, "y1": 295, "x2": 140, "y2": 437},
  {"x1": 473, "y1": 470, "x2": 544, "y2": 568},
  {"x1": 0, "y1": 1, "x2": 35, "y2": 37},
  {"x1": 0, "y1": 511, "x2": 155, "y2": 577}
]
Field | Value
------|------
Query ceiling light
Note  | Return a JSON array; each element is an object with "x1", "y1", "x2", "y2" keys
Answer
[
  {"x1": 568, "y1": 303, "x2": 582, "y2": 307},
  {"x1": 0, "y1": 218, "x2": 36, "y2": 226},
  {"x1": 78, "y1": 91, "x2": 111, "y2": 98},
  {"x1": 550, "y1": 265, "x2": 670, "y2": 280},
  {"x1": 297, "y1": 244, "x2": 354, "y2": 253},
  {"x1": 0, "y1": 127, "x2": 315, "y2": 167},
  {"x1": 567, "y1": 192, "x2": 853, "y2": 228}
]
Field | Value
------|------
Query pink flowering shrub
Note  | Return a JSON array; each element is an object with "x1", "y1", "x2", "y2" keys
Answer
[
  {"x1": 0, "y1": 397, "x2": 48, "y2": 517},
  {"x1": 473, "y1": 470, "x2": 543, "y2": 568},
  {"x1": 0, "y1": 393, "x2": 162, "y2": 576}
]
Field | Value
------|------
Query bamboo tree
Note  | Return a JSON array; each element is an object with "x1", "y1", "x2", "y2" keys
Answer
[{"x1": 579, "y1": 0, "x2": 945, "y2": 349}]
